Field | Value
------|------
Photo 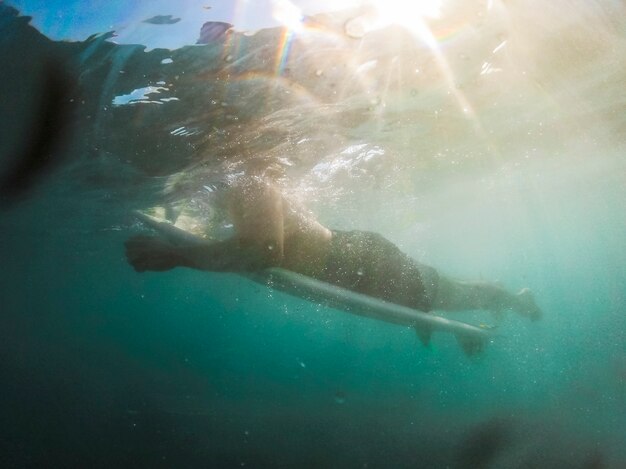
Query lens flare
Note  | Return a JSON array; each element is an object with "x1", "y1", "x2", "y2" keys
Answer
[
  {"x1": 271, "y1": 0, "x2": 304, "y2": 76},
  {"x1": 351, "y1": 1, "x2": 483, "y2": 135}
]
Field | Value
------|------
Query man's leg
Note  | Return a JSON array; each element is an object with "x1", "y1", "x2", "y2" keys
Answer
[{"x1": 432, "y1": 275, "x2": 542, "y2": 320}]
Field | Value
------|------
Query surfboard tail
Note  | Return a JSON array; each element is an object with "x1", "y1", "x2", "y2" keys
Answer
[{"x1": 414, "y1": 324, "x2": 433, "y2": 347}]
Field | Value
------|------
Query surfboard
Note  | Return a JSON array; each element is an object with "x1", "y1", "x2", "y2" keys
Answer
[{"x1": 133, "y1": 210, "x2": 493, "y2": 355}]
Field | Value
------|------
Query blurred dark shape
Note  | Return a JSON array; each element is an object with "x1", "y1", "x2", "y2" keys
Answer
[
  {"x1": 197, "y1": 21, "x2": 233, "y2": 44},
  {"x1": 0, "y1": 61, "x2": 76, "y2": 208},
  {"x1": 457, "y1": 417, "x2": 514, "y2": 469},
  {"x1": 333, "y1": 390, "x2": 347, "y2": 404},
  {"x1": 582, "y1": 450, "x2": 607, "y2": 469},
  {"x1": 614, "y1": 357, "x2": 626, "y2": 401},
  {"x1": 142, "y1": 15, "x2": 181, "y2": 25}
]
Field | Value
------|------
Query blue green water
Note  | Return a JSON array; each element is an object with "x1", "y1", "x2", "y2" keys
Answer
[{"x1": 1, "y1": 2, "x2": 625, "y2": 467}]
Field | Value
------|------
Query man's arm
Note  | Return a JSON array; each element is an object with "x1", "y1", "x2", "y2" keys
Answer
[
  {"x1": 125, "y1": 235, "x2": 279, "y2": 273},
  {"x1": 126, "y1": 177, "x2": 292, "y2": 274},
  {"x1": 226, "y1": 178, "x2": 285, "y2": 262}
]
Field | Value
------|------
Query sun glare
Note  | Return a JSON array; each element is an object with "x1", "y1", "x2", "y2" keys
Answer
[
  {"x1": 271, "y1": 0, "x2": 443, "y2": 34},
  {"x1": 371, "y1": 0, "x2": 443, "y2": 25},
  {"x1": 343, "y1": 0, "x2": 444, "y2": 44},
  {"x1": 272, "y1": 0, "x2": 304, "y2": 32}
]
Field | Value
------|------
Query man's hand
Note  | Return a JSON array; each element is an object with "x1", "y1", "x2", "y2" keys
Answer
[{"x1": 125, "y1": 235, "x2": 182, "y2": 272}]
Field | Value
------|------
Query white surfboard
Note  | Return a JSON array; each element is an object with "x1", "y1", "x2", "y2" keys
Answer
[{"x1": 133, "y1": 210, "x2": 493, "y2": 355}]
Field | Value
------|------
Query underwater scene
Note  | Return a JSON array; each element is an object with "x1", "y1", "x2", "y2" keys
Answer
[{"x1": 1, "y1": 0, "x2": 625, "y2": 467}]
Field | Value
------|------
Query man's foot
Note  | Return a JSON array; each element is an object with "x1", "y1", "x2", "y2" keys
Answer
[{"x1": 514, "y1": 288, "x2": 542, "y2": 321}]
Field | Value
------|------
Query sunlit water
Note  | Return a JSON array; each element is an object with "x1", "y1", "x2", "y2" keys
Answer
[{"x1": 1, "y1": 1, "x2": 625, "y2": 467}]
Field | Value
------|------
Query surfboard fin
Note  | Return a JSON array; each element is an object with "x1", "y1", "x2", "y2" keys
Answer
[
  {"x1": 455, "y1": 333, "x2": 485, "y2": 357},
  {"x1": 414, "y1": 325, "x2": 433, "y2": 347}
]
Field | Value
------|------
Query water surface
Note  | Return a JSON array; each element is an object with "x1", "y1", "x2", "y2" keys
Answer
[{"x1": 1, "y1": 1, "x2": 625, "y2": 467}]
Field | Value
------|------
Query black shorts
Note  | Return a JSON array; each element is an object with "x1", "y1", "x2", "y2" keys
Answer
[{"x1": 317, "y1": 230, "x2": 439, "y2": 312}]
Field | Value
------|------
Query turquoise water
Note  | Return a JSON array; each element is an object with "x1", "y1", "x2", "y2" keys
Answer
[{"x1": 1, "y1": 2, "x2": 625, "y2": 467}]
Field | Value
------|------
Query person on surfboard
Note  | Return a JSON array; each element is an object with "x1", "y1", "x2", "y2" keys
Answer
[{"x1": 125, "y1": 176, "x2": 542, "y2": 320}]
